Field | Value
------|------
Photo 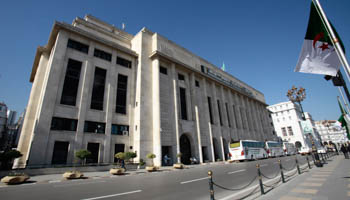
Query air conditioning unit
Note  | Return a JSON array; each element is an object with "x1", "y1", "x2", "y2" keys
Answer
[{"x1": 122, "y1": 130, "x2": 129, "y2": 136}]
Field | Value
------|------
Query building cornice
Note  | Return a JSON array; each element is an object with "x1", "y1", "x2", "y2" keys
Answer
[
  {"x1": 149, "y1": 50, "x2": 268, "y2": 106},
  {"x1": 30, "y1": 21, "x2": 138, "y2": 82}
]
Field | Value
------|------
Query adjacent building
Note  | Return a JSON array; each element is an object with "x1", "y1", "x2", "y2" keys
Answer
[
  {"x1": 15, "y1": 15, "x2": 276, "y2": 168},
  {"x1": 315, "y1": 120, "x2": 348, "y2": 144},
  {"x1": 0, "y1": 102, "x2": 8, "y2": 150},
  {"x1": 267, "y1": 101, "x2": 322, "y2": 150}
]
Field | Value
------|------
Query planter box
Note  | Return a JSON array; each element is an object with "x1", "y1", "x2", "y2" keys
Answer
[
  {"x1": 109, "y1": 168, "x2": 125, "y2": 175},
  {"x1": 63, "y1": 171, "x2": 84, "y2": 179},
  {"x1": 146, "y1": 166, "x2": 157, "y2": 172},
  {"x1": 173, "y1": 163, "x2": 184, "y2": 169},
  {"x1": 1, "y1": 175, "x2": 30, "y2": 185}
]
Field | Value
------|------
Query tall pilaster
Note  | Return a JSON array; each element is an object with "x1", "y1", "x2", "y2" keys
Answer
[
  {"x1": 171, "y1": 63, "x2": 181, "y2": 163},
  {"x1": 152, "y1": 58, "x2": 161, "y2": 166}
]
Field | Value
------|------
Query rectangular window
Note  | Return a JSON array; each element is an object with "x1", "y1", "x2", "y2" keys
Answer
[
  {"x1": 116, "y1": 56, "x2": 132, "y2": 68},
  {"x1": 94, "y1": 48, "x2": 111, "y2": 62},
  {"x1": 287, "y1": 126, "x2": 294, "y2": 136},
  {"x1": 178, "y1": 73, "x2": 185, "y2": 81},
  {"x1": 281, "y1": 127, "x2": 287, "y2": 136},
  {"x1": 114, "y1": 143, "x2": 125, "y2": 162},
  {"x1": 60, "y1": 59, "x2": 82, "y2": 106},
  {"x1": 111, "y1": 124, "x2": 129, "y2": 135},
  {"x1": 51, "y1": 117, "x2": 78, "y2": 131},
  {"x1": 116, "y1": 74, "x2": 128, "y2": 114},
  {"x1": 84, "y1": 121, "x2": 105, "y2": 134},
  {"x1": 233, "y1": 105, "x2": 239, "y2": 128},
  {"x1": 201, "y1": 65, "x2": 206, "y2": 73},
  {"x1": 225, "y1": 103, "x2": 231, "y2": 127},
  {"x1": 195, "y1": 80, "x2": 200, "y2": 87},
  {"x1": 217, "y1": 100, "x2": 223, "y2": 126},
  {"x1": 90, "y1": 67, "x2": 106, "y2": 110},
  {"x1": 51, "y1": 141, "x2": 69, "y2": 165},
  {"x1": 86, "y1": 143, "x2": 100, "y2": 164},
  {"x1": 160, "y1": 66, "x2": 167, "y2": 75},
  {"x1": 67, "y1": 39, "x2": 89, "y2": 54},
  {"x1": 208, "y1": 97, "x2": 213, "y2": 124},
  {"x1": 179, "y1": 87, "x2": 188, "y2": 120}
]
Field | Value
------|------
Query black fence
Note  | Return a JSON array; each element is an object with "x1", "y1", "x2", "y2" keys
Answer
[{"x1": 208, "y1": 152, "x2": 337, "y2": 200}]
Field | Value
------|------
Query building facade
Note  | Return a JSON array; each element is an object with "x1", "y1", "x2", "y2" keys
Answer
[
  {"x1": 267, "y1": 101, "x2": 321, "y2": 150},
  {"x1": 15, "y1": 15, "x2": 275, "y2": 168},
  {"x1": 315, "y1": 120, "x2": 348, "y2": 144},
  {"x1": 0, "y1": 102, "x2": 8, "y2": 150}
]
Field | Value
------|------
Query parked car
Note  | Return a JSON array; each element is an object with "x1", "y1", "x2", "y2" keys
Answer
[{"x1": 299, "y1": 147, "x2": 311, "y2": 155}]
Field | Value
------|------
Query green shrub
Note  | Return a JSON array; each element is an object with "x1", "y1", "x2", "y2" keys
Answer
[
  {"x1": 0, "y1": 150, "x2": 22, "y2": 170},
  {"x1": 75, "y1": 150, "x2": 91, "y2": 165},
  {"x1": 115, "y1": 152, "x2": 126, "y2": 160},
  {"x1": 146, "y1": 153, "x2": 156, "y2": 166}
]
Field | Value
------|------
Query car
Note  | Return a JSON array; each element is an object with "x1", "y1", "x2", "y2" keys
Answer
[
  {"x1": 317, "y1": 147, "x2": 327, "y2": 154},
  {"x1": 299, "y1": 147, "x2": 311, "y2": 155}
]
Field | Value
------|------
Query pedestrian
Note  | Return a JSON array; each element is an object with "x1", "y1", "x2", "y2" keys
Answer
[
  {"x1": 121, "y1": 159, "x2": 126, "y2": 169},
  {"x1": 163, "y1": 154, "x2": 169, "y2": 166},
  {"x1": 340, "y1": 144, "x2": 348, "y2": 159}
]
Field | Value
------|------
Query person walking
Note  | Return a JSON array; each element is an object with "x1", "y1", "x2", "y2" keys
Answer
[{"x1": 340, "y1": 144, "x2": 348, "y2": 159}]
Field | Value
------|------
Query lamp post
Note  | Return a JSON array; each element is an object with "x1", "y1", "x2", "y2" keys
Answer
[{"x1": 286, "y1": 86, "x2": 323, "y2": 167}]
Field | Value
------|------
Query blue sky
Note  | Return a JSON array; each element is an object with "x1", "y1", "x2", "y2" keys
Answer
[{"x1": 1, "y1": 0, "x2": 350, "y2": 121}]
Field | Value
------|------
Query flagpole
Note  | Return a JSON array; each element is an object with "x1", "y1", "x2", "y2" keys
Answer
[
  {"x1": 338, "y1": 87, "x2": 350, "y2": 113},
  {"x1": 313, "y1": 0, "x2": 350, "y2": 82}
]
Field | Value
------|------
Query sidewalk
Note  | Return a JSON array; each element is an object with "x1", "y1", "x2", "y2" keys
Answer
[{"x1": 256, "y1": 155, "x2": 350, "y2": 200}]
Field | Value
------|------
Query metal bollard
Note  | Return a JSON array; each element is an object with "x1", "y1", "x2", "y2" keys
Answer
[
  {"x1": 256, "y1": 164, "x2": 265, "y2": 195},
  {"x1": 208, "y1": 171, "x2": 215, "y2": 200},
  {"x1": 321, "y1": 153, "x2": 325, "y2": 163},
  {"x1": 306, "y1": 156, "x2": 311, "y2": 169},
  {"x1": 296, "y1": 158, "x2": 301, "y2": 174},
  {"x1": 278, "y1": 160, "x2": 285, "y2": 183}
]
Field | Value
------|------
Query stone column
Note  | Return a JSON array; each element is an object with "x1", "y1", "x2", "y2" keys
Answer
[
  {"x1": 195, "y1": 106, "x2": 203, "y2": 163},
  {"x1": 171, "y1": 63, "x2": 181, "y2": 163},
  {"x1": 202, "y1": 78, "x2": 215, "y2": 162},
  {"x1": 152, "y1": 58, "x2": 161, "y2": 166}
]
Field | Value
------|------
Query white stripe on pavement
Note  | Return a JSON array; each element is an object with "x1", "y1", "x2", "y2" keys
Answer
[
  {"x1": 228, "y1": 169, "x2": 246, "y2": 174},
  {"x1": 80, "y1": 190, "x2": 142, "y2": 200},
  {"x1": 180, "y1": 177, "x2": 209, "y2": 184},
  {"x1": 54, "y1": 181, "x2": 106, "y2": 187},
  {"x1": 260, "y1": 164, "x2": 268, "y2": 167},
  {"x1": 49, "y1": 180, "x2": 61, "y2": 183}
]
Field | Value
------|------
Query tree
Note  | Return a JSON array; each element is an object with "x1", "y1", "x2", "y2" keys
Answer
[
  {"x1": 75, "y1": 150, "x2": 91, "y2": 165},
  {"x1": 0, "y1": 150, "x2": 22, "y2": 170},
  {"x1": 146, "y1": 153, "x2": 156, "y2": 166},
  {"x1": 125, "y1": 152, "x2": 137, "y2": 163}
]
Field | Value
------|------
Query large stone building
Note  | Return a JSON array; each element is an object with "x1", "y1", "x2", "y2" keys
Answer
[
  {"x1": 15, "y1": 15, "x2": 275, "y2": 168},
  {"x1": 267, "y1": 101, "x2": 322, "y2": 151},
  {"x1": 315, "y1": 120, "x2": 348, "y2": 145}
]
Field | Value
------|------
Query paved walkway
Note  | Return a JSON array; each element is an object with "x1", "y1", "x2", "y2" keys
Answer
[{"x1": 256, "y1": 155, "x2": 350, "y2": 200}]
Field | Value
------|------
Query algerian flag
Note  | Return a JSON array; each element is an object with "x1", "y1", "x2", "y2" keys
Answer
[
  {"x1": 295, "y1": 2, "x2": 344, "y2": 76},
  {"x1": 222, "y1": 62, "x2": 226, "y2": 71},
  {"x1": 337, "y1": 97, "x2": 350, "y2": 139}
]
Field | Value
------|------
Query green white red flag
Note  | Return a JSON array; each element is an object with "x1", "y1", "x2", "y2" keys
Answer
[{"x1": 295, "y1": 2, "x2": 344, "y2": 76}]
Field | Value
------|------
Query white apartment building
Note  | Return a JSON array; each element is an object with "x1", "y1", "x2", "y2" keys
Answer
[
  {"x1": 315, "y1": 120, "x2": 349, "y2": 144},
  {"x1": 267, "y1": 101, "x2": 321, "y2": 150},
  {"x1": 15, "y1": 15, "x2": 275, "y2": 168}
]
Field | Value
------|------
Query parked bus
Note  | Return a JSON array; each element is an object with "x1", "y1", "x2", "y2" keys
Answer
[
  {"x1": 265, "y1": 141, "x2": 284, "y2": 157},
  {"x1": 229, "y1": 140, "x2": 267, "y2": 161},
  {"x1": 283, "y1": 142, "x2": 297, "y2": 156}
]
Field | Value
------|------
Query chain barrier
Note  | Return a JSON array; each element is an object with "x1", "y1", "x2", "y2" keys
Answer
[
  {"x1": 282, "y1": 162, "x2": 297, "y2": 171},
  {"x1": 284, "y1": 169, "x2": 298, "y2": 178},
  {"x1": 208, "y1": 154, "x2": 337, "y2": 199},
  {"x1": 212, "y1": 175, "x2": 258, "y2": 191},
  {"x1": 260, "y1": 169, "x2": 280, "y2": 179},
  {"x1": 263, "y1": 177, "x2": 282, "y2": 188}
]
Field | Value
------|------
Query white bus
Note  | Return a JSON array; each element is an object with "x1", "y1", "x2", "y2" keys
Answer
[
  {"x1": 229, "y1": 140, "x2": 267, "y2": 161},
  {"x1": 283, "y1": 142, "x2": 297, "y2": 156},
  {"x1": 265, "y1": 141, "x2": 284, "y2": 157}
]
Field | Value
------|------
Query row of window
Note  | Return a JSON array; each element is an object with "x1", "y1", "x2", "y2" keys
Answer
[
  {"x1": 60, "y1": 58, "x2": 128, "y2": 114},
  {"x1": 51, "y1": 117, "x2": 129, "y2": 135},
  {"x1": 160, "y1": 66, "x2": 200, "y2": 88},
  {"x1": 281, "y1": 126, "x2": 294, "y2": 136},
  {"x1": 207, "y1": 97, "x2": 242, "y2": 129},
  {"x1": 67, "y1": 39, "x2": 132, "y2": 68}
]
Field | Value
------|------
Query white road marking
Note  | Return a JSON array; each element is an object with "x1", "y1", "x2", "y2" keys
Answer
[
  {"x1": 260, "y1": 164, "x2": 268, "y2": 167},
  {"x1": 180, "y1": 177, "x2": 209, "y2": 184},
  {"x1": 53, "y1": 180, "x2": 106, "y2": 188},
  {"x1": 286, "y1": 159, "x2": 291, "y2": 161},
  {"x1": 80, "y1": 190, "x2": 142, "y2": 200},
  {"x1": 228, "y1": 169, "x2": 246, "y2": 174},
  {"x1": 49, "y1": 180, "x2": 61, "y2": 183}
]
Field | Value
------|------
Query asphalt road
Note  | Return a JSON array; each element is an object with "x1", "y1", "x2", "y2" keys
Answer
[{"x1": 0, "y1": 155, "x2": 311, "y2": 200}]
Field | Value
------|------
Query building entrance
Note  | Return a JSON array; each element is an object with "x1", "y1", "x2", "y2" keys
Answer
[{"x1": 180, "y1": 135, "x2": 191, "y2": 164}]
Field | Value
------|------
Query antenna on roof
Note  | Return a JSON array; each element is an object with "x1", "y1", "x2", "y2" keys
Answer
[{"x1": 122, "y1": 23, "x2": 126, "y2": 30}]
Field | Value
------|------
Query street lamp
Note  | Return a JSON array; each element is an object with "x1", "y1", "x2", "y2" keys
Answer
[{"x1": 286, "y1": 86, "x2": 323, "y2": 167}]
